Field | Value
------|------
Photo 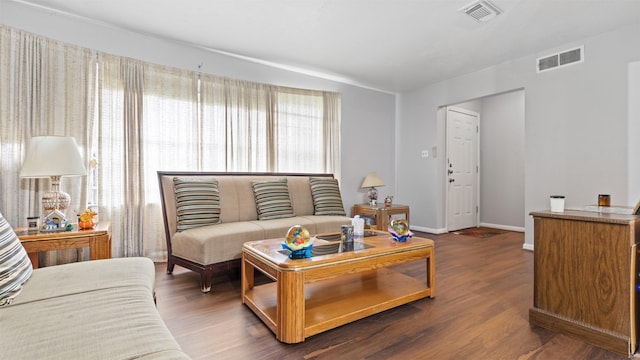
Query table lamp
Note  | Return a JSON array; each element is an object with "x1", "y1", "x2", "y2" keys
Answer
[
  {"x1": 20, "y1": 136, "x2": 87, "y2": 226},
  {"x1": 361, "y1": 172, "x2": 385, "y2": 206}
]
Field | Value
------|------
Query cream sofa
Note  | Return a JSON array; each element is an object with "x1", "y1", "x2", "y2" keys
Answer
[
  {"x1": 158, "y1": 172, "x2": 352, "y2": 292},
  {"x1": 1, "y1": 258, "x2": 190, "y2": 359},
  {"x1": 0, "y1": 206, "x2": 189, "y2": 359}
]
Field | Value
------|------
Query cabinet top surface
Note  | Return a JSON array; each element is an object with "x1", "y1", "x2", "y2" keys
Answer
[{"x1": 530, "y1": 210, "x2": 639, "y2": 224}]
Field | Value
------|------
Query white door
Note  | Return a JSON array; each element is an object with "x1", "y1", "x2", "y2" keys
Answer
[{"x1": 446, "y1": 107, "x2": 479, "y2": 231}]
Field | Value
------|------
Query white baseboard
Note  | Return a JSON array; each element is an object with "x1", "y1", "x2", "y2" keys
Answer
[
  {"x1": 479, "y1": 222, "x2": 525, "y2": 232},
  {"x1": 479, "y1": 222, "x2": 531, "y2": 251},
  {"x1": 410, "y1": 225, "x2": 448, "y2": 234}
]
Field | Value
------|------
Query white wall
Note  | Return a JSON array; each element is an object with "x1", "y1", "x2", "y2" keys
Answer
[
  {"x1": 0, "y1": 0, "x2": 397, "y2": 213},
  {"x1": 629, "y1": 61, "x2": 640, "y2": 205},
  {"x1": 478, "y1": 90, "x2": 525, "y2": 229},
  {"x1": 453, "y1": 100, "x2": 482, "y2": 113},
  {"x1": 438, "y1": 93, "x2": 525, "y2": 232},
  {"x1": 398, "y1": 22, "x2": 640, "y2": 247},
  {"x1": 443, "y1": 90, "x2": 524, "y2": 231}
]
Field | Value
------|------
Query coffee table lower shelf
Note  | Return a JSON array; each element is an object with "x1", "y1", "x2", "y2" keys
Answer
[{"x1": 243, "y1": 267, "x2": 431, "y2": 342}]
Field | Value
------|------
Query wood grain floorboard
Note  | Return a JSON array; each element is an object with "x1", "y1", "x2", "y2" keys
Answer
[{"x1": 154, "y1": 231, "x2": 631, "y2": 360}]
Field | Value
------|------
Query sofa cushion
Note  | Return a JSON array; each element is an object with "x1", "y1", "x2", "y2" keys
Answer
[
  {"x1": 0, "y1": 212, "x2": 33, "y2": 306},
  {"x1": 249, "y1": 217, "x2": 318, "y2": 240},
  {"x1": 285, "y1": 176, "x2": 315, "y2": 216},
  {"x1": 10, "y1": 257, "x2": 154, "y2": 305},
  {"x1": 172, "y1": 222, "x2": 266, "y2": 264},
  {"x1": 1, "y1": 257, "x2": 190, "y2": 359},
  {"x1": 174, "y1": 177, "x2": 221, "y2": 231},
  {"x1": 299, "y1": 215, "x2": 352, "y2": 234},
  {"x1": 309, "y1": 177, "x2": 346, "y2": 216},
  {"x1": 1, "y1": 285, "x2": 187, "y2": 359},
  {"x1": 251, "y1": 178, "x2": 295, "y2": 220}
]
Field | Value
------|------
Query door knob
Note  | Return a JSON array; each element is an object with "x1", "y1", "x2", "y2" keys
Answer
[{"x1": 449, "y1": 178, "x2": 455, "y2": 183}]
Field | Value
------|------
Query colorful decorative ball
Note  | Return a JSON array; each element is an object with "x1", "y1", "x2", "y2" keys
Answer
[
  {"x1": 285, "y1": 225, "x2": 311, "y2": 251},
  {"x1": 388, "y1": 219, "x2": 413, "y2": 242}
]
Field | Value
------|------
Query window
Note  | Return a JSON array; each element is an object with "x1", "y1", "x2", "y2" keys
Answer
[
  {"x1": 95, "y1": 61, "x2": 340, "y2": 204},
  {"x1": 275, "y1": 91, "x2": 325, "y2": 173}
]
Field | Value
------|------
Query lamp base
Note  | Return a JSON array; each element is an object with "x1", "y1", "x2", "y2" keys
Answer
[
  {"x1": 367, "y1": 186, "x2": 378, "y2": 207},
  {"x1": 42, "y1": 190, "x2": 70, "y2": 213},
  {"x1": 41, "y1": 175, "x2": 71, "y2": 230}
]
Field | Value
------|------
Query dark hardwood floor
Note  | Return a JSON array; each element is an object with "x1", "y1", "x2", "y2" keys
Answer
[{"x1": 154, "y1": 230, "x2": 629, "y2": 360}]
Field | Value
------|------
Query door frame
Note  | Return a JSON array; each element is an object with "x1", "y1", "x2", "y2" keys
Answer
[{"x1": 444, "y1": 106, "x2": 480, "y2": 231}]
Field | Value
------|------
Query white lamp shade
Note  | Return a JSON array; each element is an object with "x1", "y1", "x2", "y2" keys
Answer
[
  {"x1": 361, "y1": 172, "x2": 385, "y2": 188},
  {"x1": 20, "y1": 136, "x2": 87, "y2": 178}
]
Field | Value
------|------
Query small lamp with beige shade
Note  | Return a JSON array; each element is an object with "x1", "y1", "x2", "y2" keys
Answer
[
  {"x1": 361, "y1": 172, "x2": 385, "y2": 206},
  {"x1": 20, "y1": 136, "x2": 87, "y2": 230}
]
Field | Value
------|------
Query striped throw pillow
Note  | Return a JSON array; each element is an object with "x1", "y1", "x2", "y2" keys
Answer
[
  {"x1": 251, "y1": 178, "x2": 295, "y2": 220},
  {"x1": 0, "y1": 212, "x2": 33, "y2": 306},
  {"x1": 309, "y1": 177, "x2": 346, "y2": 216},
  {"x1": 173, "y1": 177, "x2": 221, "y2": 232}
]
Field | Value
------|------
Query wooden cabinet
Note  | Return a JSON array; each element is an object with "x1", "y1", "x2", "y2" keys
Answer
[
  {"x1": 529, "y1": 210, "x2": 640, "y2": 356},
  {"x1": 351, "y1": 204, "x2": 410, "y2": 231}
]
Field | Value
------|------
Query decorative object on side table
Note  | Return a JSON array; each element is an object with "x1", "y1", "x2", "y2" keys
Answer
[
  {"x1": 388, "y1": 219, "x2": 413, "y2": 242},
  {"x1": 20, "y1": 136, "x2": 87, "y2": 230},
  {"x1": 384, "y1": 195, "x2": 393, "y2": 207},
  {"x1": 41, "y1": 209, "x2": 73, "y2": 232},
  {"x1": 361, "y1": 172, "x2": 385, "y2": 206},
  {"x1": 78, "y1": 208, "x2": 97, "y2": 230},
  {"x1": 282, "y1": 225, "x2": 313, "y2": 259},
  {"x1": 26, "y1": 216, "x2": 39, "y2": 233}
]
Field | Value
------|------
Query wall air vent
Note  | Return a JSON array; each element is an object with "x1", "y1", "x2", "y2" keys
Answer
[
  {"x1": 537, "y1": 46, "x2": 584, "y2": 73},
  {"x1": 459, "y1": 0, "x2": 502, "y2": 23}
]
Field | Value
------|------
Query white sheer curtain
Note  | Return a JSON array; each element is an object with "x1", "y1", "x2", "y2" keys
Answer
[
  {"x1": 274, "y1": 90, "x2": 325, "y2": 173},
  {"x1": 199, "y1": 76, "x2": 341, "y2": 174},
  {"x1": 141, "y1": 64, "x2": 199, "y2": 259},
  {"x1": 0, "y1": 25, "x2": 95, "y2": 264},
  {"x1": 200, "y1": 76, "x2": 271, "y2": 172},
  {"x1": 323, "y1": 92, "x2": 342, "y2": 180},
  {"x1": 97, "y1": 56, "x2": 200, "y2": 258},
  {"x1": 96, "y1": 54, "x2": 144, "y2": 258},
  {"x1": 1, "y1": 25, "x2": 341, "y2": 262}
]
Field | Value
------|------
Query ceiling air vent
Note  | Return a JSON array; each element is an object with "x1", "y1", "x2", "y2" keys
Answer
[
  {"x1": 459, "y1": 0, "x2": 502, "y2": 23},
  {"x1": 537, "y1": 46, "x2": 584, "y2": 73}
]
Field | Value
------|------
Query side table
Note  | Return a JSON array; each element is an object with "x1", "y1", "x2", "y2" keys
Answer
[
  {"x1": 351, "y1": 204, "x2": 410, "y2": 231},
  {"x1": 16, "y1": 222, "x2": 112, "y2": 268}
]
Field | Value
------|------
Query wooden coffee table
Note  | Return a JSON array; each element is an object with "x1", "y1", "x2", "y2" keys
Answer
[{"x1": 241, "y1": 232, "x2": 435, "y2": 343}]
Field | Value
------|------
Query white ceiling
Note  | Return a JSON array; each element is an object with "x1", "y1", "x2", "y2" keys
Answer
[{"x1": 14, "y1": 0, "x2": 640, "y2": 92}]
